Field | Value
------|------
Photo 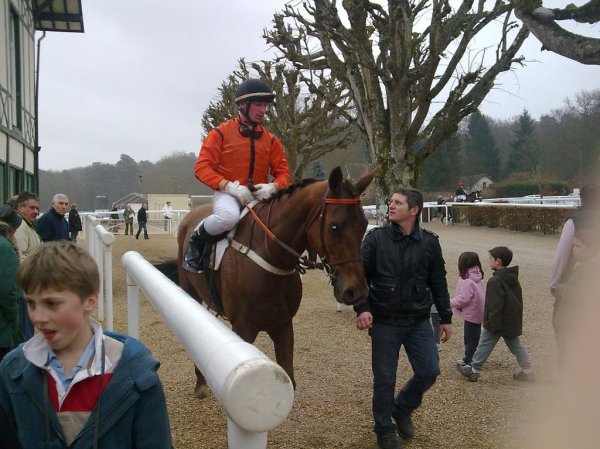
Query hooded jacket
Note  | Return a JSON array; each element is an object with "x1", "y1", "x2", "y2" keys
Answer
[
  {"x1": 450, "y1": 266, "x2": 486, "y2": 324},
  {"x1": 356, "y1": 222, "x2": 452, "y2": 324},
  {"x1": 483, "y1": 266, "x2": 523, "y2": 338},
  {"x1": 0, "y1": 331, "x2": 172, "y2": 449}
]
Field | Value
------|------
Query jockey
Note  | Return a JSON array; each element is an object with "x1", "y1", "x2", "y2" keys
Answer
[
  {"x1": 455, "y1": 182, "x2": 467, "y2": 202},
  {"x1": 185, "y1": 79, "x2": 292, "y2": 271}
]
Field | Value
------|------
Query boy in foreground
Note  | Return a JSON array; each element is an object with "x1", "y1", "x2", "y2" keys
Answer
[
  {"x1": 0, "y1": 241, "x2": 173, "y2": 448},
  {"x1": 458, "y1": 246, "x2": 534, "y2": 382}
]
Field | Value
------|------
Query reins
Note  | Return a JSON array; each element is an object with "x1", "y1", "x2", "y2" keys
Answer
[{"x1": 244, "y1": 186, "x2": 363, "y2": 278}]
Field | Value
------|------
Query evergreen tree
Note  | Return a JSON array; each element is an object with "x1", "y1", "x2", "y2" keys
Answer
[
  {"x1": 506, "y1": 110, "x2": 538, "y2": 176},
  {"x1": 419, "y1": 134, "x2": 462, "y2": 192},
  {"x1": 308, "y1": 160, "x2": 326, "y2": 180},
  {"x1": 464, "y1": 111, "x2": 501, "y2": 180}
]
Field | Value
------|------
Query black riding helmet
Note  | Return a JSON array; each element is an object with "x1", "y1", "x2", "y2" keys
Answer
[{"x1": 235, "y1": 79, "x2": 275, "y2": 124}]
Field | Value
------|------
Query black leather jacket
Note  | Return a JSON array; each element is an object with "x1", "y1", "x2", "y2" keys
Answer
[{"x1": 355, "y1": 222, "x2": 452, "y2": 324}]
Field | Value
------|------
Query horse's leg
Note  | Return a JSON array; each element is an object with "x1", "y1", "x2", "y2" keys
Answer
[{"x1": 267, "y1": 323, "x2": 296, "y2": 388}]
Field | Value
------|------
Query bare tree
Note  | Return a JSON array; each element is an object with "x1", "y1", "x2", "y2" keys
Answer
[
  {"x1": 265, "y1": 0, "x2": 529, "y2": 204},
  {"x1": 201, "y1": 59, "x2": 358, "y2": 179},
  {"x1": 512, "y1": 0, "x2": 600, "y2": 65}
]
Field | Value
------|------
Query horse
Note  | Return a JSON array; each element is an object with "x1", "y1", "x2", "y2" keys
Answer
[
  {"x1": 164, "y1": 166, "x2": 373, "y2": 398},
  {"x1": 465, "y1": 190, "x2": 482, "y2": 202}
]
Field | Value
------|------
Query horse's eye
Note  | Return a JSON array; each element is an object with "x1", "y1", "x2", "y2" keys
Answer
[{"x1": 329, "y1": 223, "x2": 340, "y2": 233}]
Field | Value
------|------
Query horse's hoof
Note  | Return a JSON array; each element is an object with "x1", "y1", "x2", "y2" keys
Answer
[{"x1": 194, "y1": 385, "x2": 209, "y2": 399}]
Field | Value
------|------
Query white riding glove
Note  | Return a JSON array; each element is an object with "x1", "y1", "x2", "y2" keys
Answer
[
  {"x1": 224, "y1": 181, "x2": 253, "y2": 205},
  {"x1": 253, "y1": 183, "x2": 277, "y2": 200}
]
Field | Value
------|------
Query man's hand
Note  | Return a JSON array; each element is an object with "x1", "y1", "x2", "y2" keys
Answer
[
  {"x1": 439, "y1": 324, "x2": 452, "y2": 343},
  {"x1": 253, "y1": 183, "x2": 277, "y2": 200},
  {"x1": 356, "y1": 311, "x2": 373, "y2": 330},
  {"x1": 224, "y1": 181, "x2": 253, "y2": 205}
]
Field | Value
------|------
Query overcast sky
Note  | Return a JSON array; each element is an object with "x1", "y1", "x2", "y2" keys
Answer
[{"x1": 37, "y1": 0, "x2": 599, "y2": 171}]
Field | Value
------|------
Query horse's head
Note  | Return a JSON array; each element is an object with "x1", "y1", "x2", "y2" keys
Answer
[{"x1": 307, "y1": 167, "x2": 374, "y2": 306}]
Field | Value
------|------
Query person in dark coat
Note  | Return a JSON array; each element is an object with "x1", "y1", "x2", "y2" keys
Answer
[
  {"x1": 458, "y1": 246, "x2": 534, "y2": 383},
  {"x1": 355, "y1": 187, "x2": 452, "y2": 449},
  {"x1": 68, "y1": 203, "x2": 83, "y2": 242},
  {"x1": 135, "y1": 203, "x2": 149, "y2": 239},
  {"x1": 35, "y1": 193, "x2": 70, "y2": 242},
  {"x1": 0, "y1": 206, "x2": 23, "y2": 361}
]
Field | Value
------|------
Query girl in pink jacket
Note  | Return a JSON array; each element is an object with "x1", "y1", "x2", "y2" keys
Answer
[{"x1": 451, "y1": 252, "x2": 486, "y2": 367}]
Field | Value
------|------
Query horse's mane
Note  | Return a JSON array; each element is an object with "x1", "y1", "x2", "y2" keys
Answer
[{"x1": 261, "y1": 178, "x2": 319, "y2": 202}]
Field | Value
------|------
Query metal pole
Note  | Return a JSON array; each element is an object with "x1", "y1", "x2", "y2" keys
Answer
[
  {"x1": 126, "y1": 273, "x2": 139, "y2": 339},
  {"x1": 104, "y1": 243, "x2": 113, "y2": 331}
]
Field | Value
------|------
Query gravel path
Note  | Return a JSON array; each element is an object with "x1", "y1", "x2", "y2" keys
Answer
[{"x1": 105, "y1": 223, "x2": 560, "y2": 449}]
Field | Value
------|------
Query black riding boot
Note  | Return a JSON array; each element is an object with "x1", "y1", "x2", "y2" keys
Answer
[{"x1": 185, "y1": 223, "x2": 221, "y2": 272}]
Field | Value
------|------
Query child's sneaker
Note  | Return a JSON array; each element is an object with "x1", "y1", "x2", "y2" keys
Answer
[
  {"x1": 456, "y1": 358, "x2": 467, "y2": 367},
  {"x1": 457, "y1": 364, "x2": 480, "y2": 382},
  {"x1": 513, "y1": 370, "x2": 535, "y2": 382}
]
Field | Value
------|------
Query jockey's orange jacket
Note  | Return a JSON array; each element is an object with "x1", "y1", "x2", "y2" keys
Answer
[{"x1": 195, "y1": 118, "x2": 291, "y2": 191}]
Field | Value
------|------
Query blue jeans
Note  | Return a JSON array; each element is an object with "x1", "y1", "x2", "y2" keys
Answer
[
  {"x1": 136, "y1": 222, "x2": 148, "y2": 238},
  {"x1": 470, "y1": 328, "x2": 531, "y2": 372},
  {"x1": 371, "y1": 317, "x2": 440, "y2": 436}
]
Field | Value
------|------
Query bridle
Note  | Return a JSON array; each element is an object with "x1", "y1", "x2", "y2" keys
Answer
[{"x1": 245, "y1": 186, "x2": 363, "y2": 281}]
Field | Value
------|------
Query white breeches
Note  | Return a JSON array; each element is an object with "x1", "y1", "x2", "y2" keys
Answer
[{"x1": 200, "y1": 191, "x2": 242, "y2": 235}]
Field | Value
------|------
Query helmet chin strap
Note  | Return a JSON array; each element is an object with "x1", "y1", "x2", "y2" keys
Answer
[{"x1": 238, "y1": 100, "x2": 259, "y2": 127}]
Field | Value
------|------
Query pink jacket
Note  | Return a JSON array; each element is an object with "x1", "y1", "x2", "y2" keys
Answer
[{"x1": 450, "y1": 266, "x2": 486, "y2": 324}]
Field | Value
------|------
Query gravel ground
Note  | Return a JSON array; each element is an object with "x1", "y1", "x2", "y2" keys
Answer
[{"x1": 103, "y1": 222, "x2": 560, "y2": 449}]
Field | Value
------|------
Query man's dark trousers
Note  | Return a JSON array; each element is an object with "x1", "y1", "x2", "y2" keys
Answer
[{"x1": 371, "y1": 316, "x2": 440, "y2": 437}]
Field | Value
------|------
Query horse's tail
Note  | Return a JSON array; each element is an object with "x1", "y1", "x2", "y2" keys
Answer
[{"x1": 153, "y1": 259, "x2": 179, "y2": 284}]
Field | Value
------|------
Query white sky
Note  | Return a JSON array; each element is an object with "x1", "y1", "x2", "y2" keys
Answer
[{"x1": 37, "y1": 0, "x2": 599, "y2": 171}]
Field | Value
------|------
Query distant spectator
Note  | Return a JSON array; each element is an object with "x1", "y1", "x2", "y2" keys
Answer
[
  {"x1": 110, "y1": 203, "x2": 120, "y2": 234},
  {"x1": 162, "y1": 201, "x2": 173, "y2": 231},
  {"x1": 0, "y1": 206, "x2": 23, "y2": 361},
  {"x1": 123, "y1": 204, "x2": 135, "y2": 236},
  {"x1": 13, "y1": 192, "x2": 42, "y2": 260},
  {"x1": 136, "y1": 203, "x2": 149, "y2": 239},
  {"x1": 35, "y1": 193, "x2": 70, "y2": 242},
  {"x1": 68, "y1": 203, "x2": 83, "y2": 242}
]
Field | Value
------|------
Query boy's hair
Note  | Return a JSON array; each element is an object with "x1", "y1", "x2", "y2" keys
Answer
[
  {"x1": 458, "y1": 251, "x2": 484, "y2": 280},
  {"x1": 392, "y1": 187, "x2": 424, "y2": 215},
  {"x1": 489, "y1": 246, "x2": 513, "y2": 267},
  {"x1": 17, "y1": 241, "x2": 99, "y2": 299}
]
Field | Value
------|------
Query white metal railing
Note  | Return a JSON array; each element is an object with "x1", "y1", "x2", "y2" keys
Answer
[
  {"x1": 121, "y1": 251, "x2": 294, "y2": 449},
  {"x1": 84, "y1": 214, "x2": 115, "y2": 330},
  {"x1": 86, "y1": 209, "x2": 189, "y2": 237}
]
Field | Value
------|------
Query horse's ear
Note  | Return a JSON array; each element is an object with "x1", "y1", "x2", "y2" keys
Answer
[
  {"x1": 356, "y1": 171, "x2": 374, "y2": 195},
  {"x1": 328, "y1": 166, "x2": 344, "y2": 191}
]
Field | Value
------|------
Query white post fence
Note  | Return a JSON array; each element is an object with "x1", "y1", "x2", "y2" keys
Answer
[
  {"x1": 84, "y1": 214, "x2": 115, "y2": 330},
  {"x1": 121, "y1": 251, "x2": 294, "y2": 449}
]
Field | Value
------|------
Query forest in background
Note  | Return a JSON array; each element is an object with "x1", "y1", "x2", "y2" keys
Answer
[{"x1": 38, "y1": 89, "x2": 599, "y2": 211}]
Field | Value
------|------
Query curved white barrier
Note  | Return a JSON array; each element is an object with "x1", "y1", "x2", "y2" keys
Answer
[{"x1": 121, "y1": 251, "x2": 294, "y2": 446}]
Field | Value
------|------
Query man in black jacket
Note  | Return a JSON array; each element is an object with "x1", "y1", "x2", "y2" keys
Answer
[{"x1": 355, "y1": 187, "x2": 452, "y2": 449}]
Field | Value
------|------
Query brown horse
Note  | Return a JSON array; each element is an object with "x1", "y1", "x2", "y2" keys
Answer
[{"x1": 173, "y1": 167, "x2": 373, "y2": 398}]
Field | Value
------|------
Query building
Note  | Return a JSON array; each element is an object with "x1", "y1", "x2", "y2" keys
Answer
[{"x1": 1, "y1": 0, "x2": 83, "y2": 203}]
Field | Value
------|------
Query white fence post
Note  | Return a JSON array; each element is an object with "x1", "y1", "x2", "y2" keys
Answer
[
  {"x1": 121, "y1": 251, "x2": 294, "y2": 449},
  {"x1": 84, "y1": 215, "x2": 114, "y2": 329}
]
